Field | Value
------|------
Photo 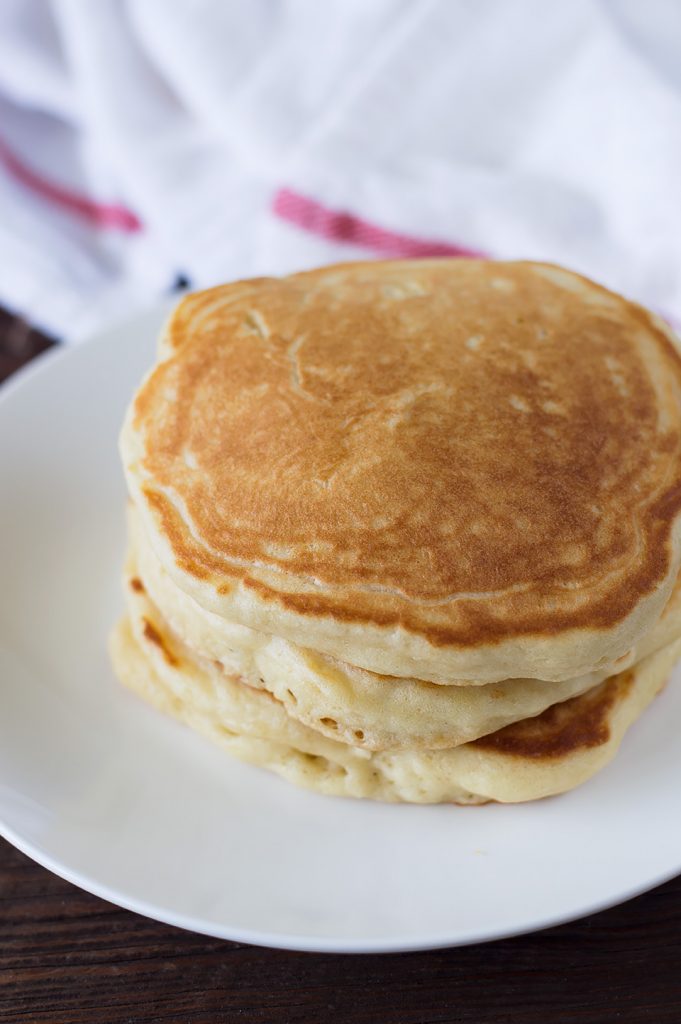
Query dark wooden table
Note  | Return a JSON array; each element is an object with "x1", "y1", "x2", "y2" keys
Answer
[{"x1": 2, "y1": 314, "x2": 681, "y2": 1023}]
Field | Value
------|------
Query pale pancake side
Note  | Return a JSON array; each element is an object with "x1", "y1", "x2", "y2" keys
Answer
[
  {"x1": 122, "y1": 259, "x2": 681, "y2": 683},
  {"x1": 127, "y1": 507, "x2": 681, "y2": 750},
  {"x1": 110, "y1": 583, "x2": 681, "y2": 805}
]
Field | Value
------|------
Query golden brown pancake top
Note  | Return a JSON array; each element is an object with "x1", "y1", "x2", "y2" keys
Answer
[{"x1": 129, "y1": 260, "x2": 681, "y2": 649}]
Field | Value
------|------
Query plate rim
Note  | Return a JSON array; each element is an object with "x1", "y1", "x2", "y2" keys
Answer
[{"x1": 3, "y1": 815, "x2": 679, "y2": 954}]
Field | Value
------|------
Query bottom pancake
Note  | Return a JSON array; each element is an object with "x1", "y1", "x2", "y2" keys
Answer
[{"x1": 109, "y1": 586, "x2": 681, "y2": 804}]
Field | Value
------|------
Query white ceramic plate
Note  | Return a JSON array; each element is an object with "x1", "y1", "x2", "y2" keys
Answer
[{"x1": 1, "y1": 306, "x2": 680, "y2": 954}]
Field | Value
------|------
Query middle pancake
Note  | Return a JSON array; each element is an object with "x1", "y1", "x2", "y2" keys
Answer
[{"x1": 128, "y1": 503, "x2": 681, "y2": 752}]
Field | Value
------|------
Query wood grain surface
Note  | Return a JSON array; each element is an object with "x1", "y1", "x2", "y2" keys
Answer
[{"x1": 1, "y1": 318, "x2": 681, "y2": 1024}]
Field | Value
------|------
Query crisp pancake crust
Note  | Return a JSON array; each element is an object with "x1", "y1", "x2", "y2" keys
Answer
[
  {"x1": 472, "y1": 671, "x2": 633, "y2": 759},
  {"x1": 122, "y1": 260, "x2": 681, "y2": 682}
]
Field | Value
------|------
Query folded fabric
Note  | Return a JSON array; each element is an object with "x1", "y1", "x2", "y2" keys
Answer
[{"x1": 0, "y1": 0, "x2": 679, "y2": 340}]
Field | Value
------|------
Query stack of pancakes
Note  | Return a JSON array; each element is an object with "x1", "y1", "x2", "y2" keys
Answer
[{"x1": 111, "y1": 259, "x2": 681, "y2": 804}]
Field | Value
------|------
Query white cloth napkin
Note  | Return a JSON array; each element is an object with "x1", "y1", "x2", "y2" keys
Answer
[{"x1": 0, "y1": 0, "x2": 680, "y2": 341}]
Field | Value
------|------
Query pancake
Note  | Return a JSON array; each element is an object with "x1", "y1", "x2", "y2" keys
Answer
[
  {"x1": 127, "y1": 507, "x2": 681, "y2": 750},
  {"x1": 110, "y1": 578, "x2": 681, "y2": 804},
  {"x1": 120, "y1": 259, "x2": 681, "y2": 684}
]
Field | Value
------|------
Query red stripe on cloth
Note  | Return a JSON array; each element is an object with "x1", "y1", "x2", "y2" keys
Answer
[
  {"x1": 0, "y1": 139, "x2": 142, "y2": 232},
  {"x1": 272, "y1": 188, "x2": 485, "y2": 259}
]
